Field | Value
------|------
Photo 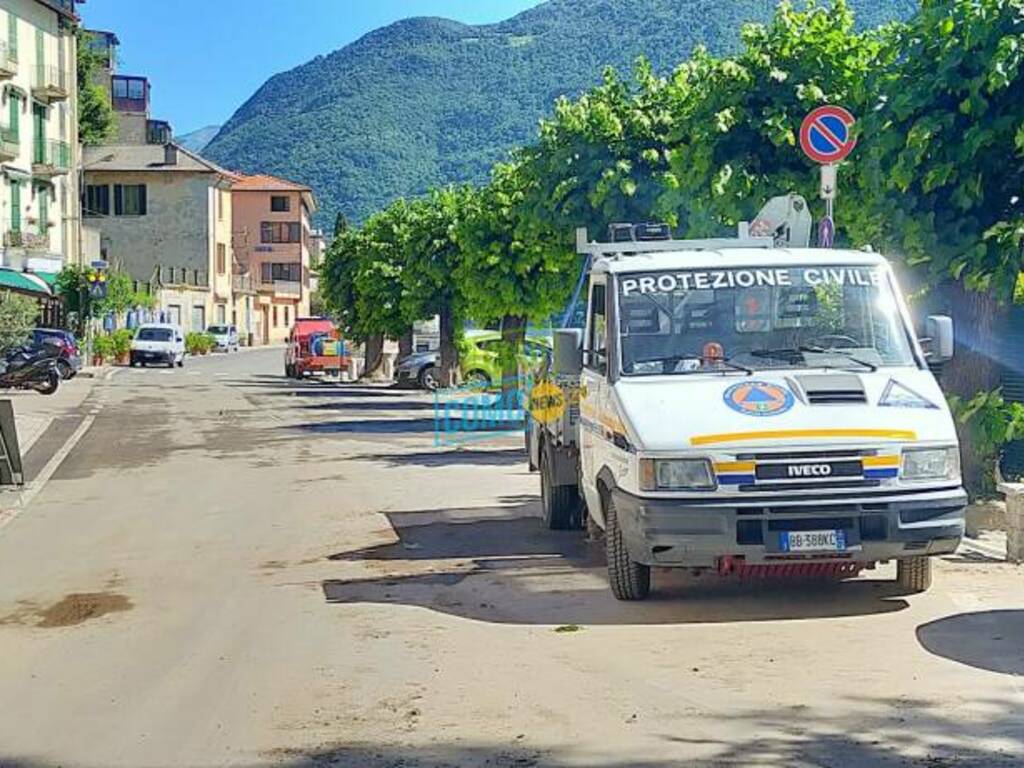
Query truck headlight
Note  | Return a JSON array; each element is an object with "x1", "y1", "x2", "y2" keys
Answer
[
  {"x1": 901, "y1": 447, "x2": 960, "y2": 481},
  {"x1": 640, "y1": 458, "x2": 715, "y2": 491}
]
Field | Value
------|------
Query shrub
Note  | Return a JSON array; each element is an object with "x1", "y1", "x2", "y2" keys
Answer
[
  {"x1": 111, "y1": 329, "x2": 133, "y2": 358},
  {"x1": 0, "y1": 290, "x2": 38, "y2": 354},
  {"x1": 92, "y1": 334, "x2": 115, "y2": 361}
]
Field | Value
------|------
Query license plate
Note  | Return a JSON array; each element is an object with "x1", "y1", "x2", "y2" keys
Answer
[{"x1": 779, "y1": 529, "x2": 846, "y2": 553}]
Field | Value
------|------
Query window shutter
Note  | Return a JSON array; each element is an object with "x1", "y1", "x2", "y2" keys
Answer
[
  {"x1": 100, "y1": 185, "x2": 110, "y2": 215},
  {"x1": 138, "y1": 184, "x2": 147, "y2": 215},
  {"x1": 113, "y1": 184, "x2": 123, "y2": 215}
]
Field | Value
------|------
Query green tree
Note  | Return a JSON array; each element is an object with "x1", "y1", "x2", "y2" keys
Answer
[
  {"x1": 399, "y1": 187, "x2": 472, "y2": 386},
  {"x1": 457, "y1": 163, "x2": 579, "y2": 389},
  {"x1": 0, "y1": 290, "x2": 38, "y2": 353},
  {"x1": 847, "y1": 0, "x2": 1024, "y2": 492},
  {"x1": 77, "y1": 30, "x2": 116, "y2": 146}
]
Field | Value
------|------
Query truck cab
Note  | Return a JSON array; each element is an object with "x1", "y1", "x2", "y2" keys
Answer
[{"x1": 532, "y1": 222, "x2": 965, "y2": 600}]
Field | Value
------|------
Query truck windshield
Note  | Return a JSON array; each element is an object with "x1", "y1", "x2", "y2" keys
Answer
[{"x1": 617, "y1": 265, "x2": 917, "y2": 376}]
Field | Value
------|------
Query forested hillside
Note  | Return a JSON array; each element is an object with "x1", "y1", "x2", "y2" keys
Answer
[{"x1": 203, "y1": 0, "x2": 916, "y2": 224}]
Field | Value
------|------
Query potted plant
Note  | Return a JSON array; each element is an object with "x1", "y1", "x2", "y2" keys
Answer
[
  {"x1": 112, "y1": 329, "x2": 133, "y2": 365},
  {"x1": 92, "y1": 334, "x2": 114, "y2": 366},
  {"x1": 201, "y1": 333, "x2": 215, "y2": 355},
  {"x1": 185, "y1": 332, "x2": 202, "y2": 356}
]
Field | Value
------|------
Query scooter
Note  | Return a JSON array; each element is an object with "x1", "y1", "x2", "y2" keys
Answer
[{"x1": 0, "y1": 342, "x2": 62, "y2": 395}]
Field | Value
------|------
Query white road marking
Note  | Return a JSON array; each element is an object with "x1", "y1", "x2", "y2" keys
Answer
[{"x1": 0, "y1": 413, "x2": 96, "y2": 534}]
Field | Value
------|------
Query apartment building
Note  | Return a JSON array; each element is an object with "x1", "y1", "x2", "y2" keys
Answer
[
  {"x1": 232, "y1": 174, "x2": 316, "y2": 345},
  {"x1": 80, "y1": 28, "x2": 254, "y2": 338},
  {"x1": 0, "y1": 0, "x2": 81, "y2": 277}
]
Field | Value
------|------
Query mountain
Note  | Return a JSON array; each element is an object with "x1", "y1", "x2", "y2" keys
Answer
[
  {"x1": 176, "y1": 125, "x2": 221, "y2": 154},
  {"x1": 203, "y1": 0, "x2": 917, "y2": 226}
]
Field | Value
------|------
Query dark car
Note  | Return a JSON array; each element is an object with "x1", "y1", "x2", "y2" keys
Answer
[{"x1": 32, "y1": 328, "x2": 82, "y2": 379}]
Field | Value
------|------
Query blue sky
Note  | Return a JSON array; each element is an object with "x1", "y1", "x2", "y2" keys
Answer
[{"x1": 79, "y1": 0, "x2": 545, "y2": 136}]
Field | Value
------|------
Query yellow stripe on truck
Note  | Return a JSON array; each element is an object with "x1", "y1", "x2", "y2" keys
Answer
[
  {"x1": 862, "y1": 455, "x2": 901, "y2": 467},
  {"x1": 691, "y1": 428, "x2": 917, "y2": 447},
  {"x1": 713, "y1": 461, "x2": 756, "y2": 473}
]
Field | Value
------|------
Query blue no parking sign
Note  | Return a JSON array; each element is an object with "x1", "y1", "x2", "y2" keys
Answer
[{"x1": 800, "y1": 105, "x2": 857, "y2": 164}]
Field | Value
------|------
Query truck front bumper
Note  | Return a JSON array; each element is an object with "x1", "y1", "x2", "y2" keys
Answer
[{"x1": 610, "y1": 486, "x2": 967, "y2": 568}]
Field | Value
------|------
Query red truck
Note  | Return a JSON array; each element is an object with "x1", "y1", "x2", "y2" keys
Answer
[{"x1": 284, "y1": 317, "x2": 350, "y2": 379}]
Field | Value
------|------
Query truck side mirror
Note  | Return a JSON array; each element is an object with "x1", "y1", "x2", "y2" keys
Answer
[
  {"x1": 552, "y1": 329, "x2": 583, "y2": 376},
  {"x1": 924, "y1": 315, "x2": 954, "y2": 363}
]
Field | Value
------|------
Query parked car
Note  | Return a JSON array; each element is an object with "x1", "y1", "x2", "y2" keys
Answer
[
  {"x1": 130, "y1": 324, "x2": 185, "y2": 368},
  {"x1": 207, "y1": 324, "x2": 239, "y2": 352},
  {"x1": 395, "y1": 349, "x2": 441, "y2": 390},
  {"x1": 285, "y1": 317, "x2": 350, "y2": 378},
  {"x1": 458, "y1": 332, "x2": 552, "y2": 387},
  {"x1": 31, "y1": 328, "x2": 81, "y2": 379},
  {"x1": 395, "y1": 333, "x2": 553, "y2": 390}
]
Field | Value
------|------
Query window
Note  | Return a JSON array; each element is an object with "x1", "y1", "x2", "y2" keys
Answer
[
  {"x1": 166, "y1": 305, "x2": 181, "y2": 326},
  {"x1": 114, "y1": 184, "x2": 147, "y2": 216},
  {"x1": 272, "y1": 306, "x2": 278, "y2": 327},
  {"x1": 35, "y1": 183, "x2": 47, "y2": 235},
  {"x1": 217, "y1": 189, "x2": 224, "y2": 221},
  {"x1": 191, "y1": 305, "x2": 205, "y2": 332},
  {"x1": 7, "y1": 12, "x2": 17, "y2": 61},
  {"x1": 261, "y1": 262, "x2": 301, "y2": 283},
  {"x1": 260, "y1": 221, "x2": 300, "y2": 243},
  {"x1": 216, "y1": 243, "x2": 226, "y2": 274},
  {"x1": 8, "y1": 92, "x2": 19, "y2": 141},
  {"x1": 10, "y1": 179, "x2": 20, "y2": 233},
  {"x1": 84, "y1": 184, "x2": 109, "y2": 216},
  {"x1": 270, "y1": 195, "x2": 290, "y2": 212},
  {"x1": 283, "y1": 305, "x2": 290, "y2": 326},
  {"x1": 136, "y1": 328, "x2": 172, "y2": 342},
  {"x1": 586, "y1": 282, "x2": 607, "y2": 375},
  {"x1": 216, "y1": 305, "x2": 225, "y2": 324}
]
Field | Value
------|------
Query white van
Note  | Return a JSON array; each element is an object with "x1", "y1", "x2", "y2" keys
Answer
[
  {"x1": 532, "y1": 222, "x2": 965, "y2": 600},
  {"x1": 130, "y1": 324, "x2": 185, "y2": 368}
]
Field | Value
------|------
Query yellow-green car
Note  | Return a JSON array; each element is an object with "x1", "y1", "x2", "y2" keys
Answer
[{"x1": 457, "y1": 331, "x2": 552, "y2": 387}]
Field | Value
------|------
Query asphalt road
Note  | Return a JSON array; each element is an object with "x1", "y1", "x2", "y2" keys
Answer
[{"x1": 0, "y1": 348, "x2": 1021, "y2": 767}]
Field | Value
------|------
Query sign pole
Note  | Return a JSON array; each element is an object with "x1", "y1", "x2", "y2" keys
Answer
[{"x1": 800, "y1": 106, "x2": 856, "y2": 249}]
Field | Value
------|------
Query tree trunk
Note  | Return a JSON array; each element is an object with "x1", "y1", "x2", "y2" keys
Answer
[
  {"x1": 939, "y1": 282, "x2": 1007, "y2": 495},
  {"x1": 500, "y1": 314, "x2": 527, "y2": 399},
  {"x1": 362, "y1": 333, "x2": 385, "y2": 380},
  {"x1": 398, "y1": 328, "x2": 414, "y2": 359},
  {"x1": 438, "y1": 307, "x2": 458, "y2": 388}
]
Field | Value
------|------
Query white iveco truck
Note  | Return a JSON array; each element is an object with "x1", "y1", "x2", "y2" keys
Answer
[{"x1": 529, "y1": 197, "x2": 966, "y2": 600}]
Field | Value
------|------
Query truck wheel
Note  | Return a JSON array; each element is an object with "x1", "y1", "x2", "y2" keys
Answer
[
  {"x1": 540, "y1": 443, "x2": 580, "y2": 530},
  {"x1": 896, "y1": 556, "x2": 932, "y2": 593},
  {"x1": 604, "y1": 492, "x2": 650, "y2": 600}
]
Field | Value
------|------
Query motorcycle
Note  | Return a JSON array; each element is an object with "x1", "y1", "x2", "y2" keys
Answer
[{"x1": 0, "y1": 341, "x2": 62, "y2": 395}]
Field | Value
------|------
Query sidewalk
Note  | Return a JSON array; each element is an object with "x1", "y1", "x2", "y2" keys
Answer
[{"x1": 4, "y1": 372, "x2": 99, "y2": 459}]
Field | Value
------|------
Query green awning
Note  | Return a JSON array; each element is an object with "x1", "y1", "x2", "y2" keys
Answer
[
  {"x1": 0, "y1": 268, "x2": 52, "y2": 296},
  {"x1": 35, "y1": 271, "x2": 58, "y2": 287}
]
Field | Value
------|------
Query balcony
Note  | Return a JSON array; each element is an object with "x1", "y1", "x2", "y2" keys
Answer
[
  {"x1": 258, "y1": 278, "x2": 301, "y2": 297},
  {"x1": 32, "y1": 64, "x2": 69, "y2": 102},
  {"x1": 32, "y1": 140, "x2": 70, "y2": 177},
  {"x1": 0, "y1": 128, "x2": 18, "y2": 161},
  {"x1": 4, "y1": 231, "x2": 49, "y2": 250},
  {"x1": 0, "y1": 42, "x2": 16, "y2": 78}
]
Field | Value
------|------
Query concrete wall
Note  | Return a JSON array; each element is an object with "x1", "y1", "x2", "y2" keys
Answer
[{"x1": 84, "y1": 169, "x2": 213, "y2": 282}]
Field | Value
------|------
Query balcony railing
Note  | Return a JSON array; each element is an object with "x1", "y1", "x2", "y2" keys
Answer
[
  {"x1": 32, "y1": 64, "x2": 69, "y2": 101},
  {"x1": 0, "y1": 42, "x2": 16, "y2": 77},
  {"x1": 258, "y1": 278, "x2": 301, "y2": 297},
  {"x1": 0, "y1": 127, "x2": 18, "y2": 160},
  {"x1": 4, "y1": 230, "x2": 49, "y2": 250},
  {"x1": 32, "y1": 139, "x2": 70, "y2": 175}
]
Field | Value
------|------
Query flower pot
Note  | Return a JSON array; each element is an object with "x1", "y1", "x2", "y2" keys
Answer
[
  {"x1": 116, "y1": 352, "x2": 130, "y2": 366},
  {"x1": 92, "y1": 355, "x2": 105, "y2": 367}
]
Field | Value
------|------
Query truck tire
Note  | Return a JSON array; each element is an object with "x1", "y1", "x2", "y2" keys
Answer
[
  {"x1": 604, "y1": 491, "x2": 650, "y2": 600},
  {"x1": 896, "y1": 556, "x2": 932, "y2": 593},
  {"x1": 540, "y1": 443, "x2": 580, "y2": 530}
]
